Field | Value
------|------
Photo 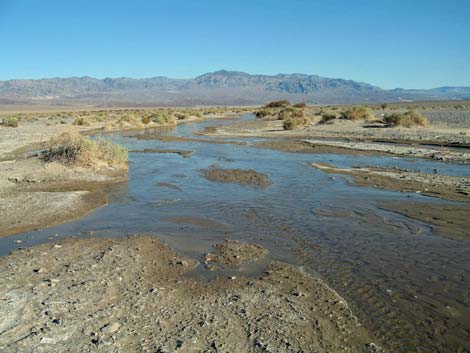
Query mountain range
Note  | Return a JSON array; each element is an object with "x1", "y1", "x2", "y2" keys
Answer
[{"x1": 1, "y1": 70, "x2": 469, "y2": 106}]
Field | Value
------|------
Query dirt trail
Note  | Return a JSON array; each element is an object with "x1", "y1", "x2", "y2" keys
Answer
[{"x1": 0, "y1": 235, "x2": 378, "y2": 353}]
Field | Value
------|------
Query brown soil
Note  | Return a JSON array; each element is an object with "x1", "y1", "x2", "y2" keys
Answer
[
  {"x1": 204, "y1": 239, "x2": 269, "y2": 269},
  {"x1": 0, "y1": 235, "x2": 376, "y2": 353},
  {"x1": 202, "y1": 169, "x2": 272, "y2": 189},
  {"x1": 311, "y1": 162, "x2": 470, "y2": 202},
  {"x1": 129, "y1": 148, "x2": 193, "y2": 157},
  {"x1": 378, "y1": 201, "x2": 470, "y2": 241}
]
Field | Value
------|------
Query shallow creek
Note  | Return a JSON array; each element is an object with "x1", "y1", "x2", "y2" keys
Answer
[{"x1": 2, "y1": 114, "x2": 470, "y2": 352}]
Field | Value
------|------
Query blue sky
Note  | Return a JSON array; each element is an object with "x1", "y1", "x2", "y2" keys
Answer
[{"x1": 0, "y1": 0, "x2": 469, "y2": 88}]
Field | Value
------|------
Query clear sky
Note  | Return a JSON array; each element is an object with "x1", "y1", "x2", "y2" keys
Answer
[{"x1": 0, "y1": 0, "x2": 469, "y2": 89}]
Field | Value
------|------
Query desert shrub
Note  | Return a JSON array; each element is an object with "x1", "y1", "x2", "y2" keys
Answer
[
  {"x1": 283, "y1": 116, "x2": 308, "y2": 130},
  {"x1": 340, "y1": 106, "x2": 375, "y2": 121},
  {"x1": 293, "y1": 102, "x2": 307, "y2": 108},
  {"x1": 278, "y1": 107, "x2": 304, "y2": 120},
  {"x1": 42, "y1": 132, "x2": 128, "y2": 168},
  {"x1": 186, "y1": 109, "x2": 203, "y2": 118},
  {"x1": 73, "y1": 117, "x2": 90, "y2": 126},
  {"x1": 148, "y1": 111, "x2": 176, "y2": 125},
  {"x1": 383, "y1": 110, "x2": 428, "y2": 128},
  {"x1": 2, "y1": 116, "x2": 19, "y2": 127},
  {"x1": 141, "y1": 115, "x2": 151, "y2": 124},
  {"x1": 282, "y1": 108, "x2": 309, "y2": 130},
  {"x1": 115, "y1": 115, "x2": 144, "y2": 128},
  {"x1": 255, "y1": 109, "x2": 269, "y2": 118},
  {"x1": 381, "y1": 103, "x2": 388, "y2": 110},
  {"x1": 265, "y1": 100, "x2": 291, "y2": 108},
  {"x1": 173, "y1": 112, "x2": 189, "y2": 120},
  {"x1": 318, "y1": 113, "x2": 337, "y2": 125}
]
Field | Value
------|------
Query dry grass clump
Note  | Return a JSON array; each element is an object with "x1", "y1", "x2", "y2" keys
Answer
[
  {"x1": 1, "y1": 116, "x2": 19, "y2": 127},
  {"x1": 340, "y1": 106, "x2": 375, "y2": 121},
  {"x1": 42, "y1": 132, "x2": 128, "y2": 169},
  {"x1": 383, "y1": 109, "x2": 428, "y2": 127}
]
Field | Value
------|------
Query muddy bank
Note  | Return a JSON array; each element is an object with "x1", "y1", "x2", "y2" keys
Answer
[
  {"x1": 129, "y1": 148, "x2": 193, "y2": 157},
  {"x1": 135, "y1": 134, "x2": 247, "y2": 146},
  {"x1": 311, "y1": 162, "x2": 470, "y2": 202},
  {"x1": 379, "y1": 201, "x2": 470, "y2": 241},
  {"x1": 256, "y1": 140, "x2": 392, "y2": 157},
  {"x1": 304, "y1": 139, "x2": 470, "y2": 163},
  {"x1": 0, "y1": 235, "x2": 376, "y2": 353},
  {"x1": 204, "y1": 239, "x2": 269, "y2": 269},
  {"x1": 0, "y1": 156, "x2": 126, "y2": 238},
  {"x1": 202, "y1": 168, "x2": 272, "y2": 189}
]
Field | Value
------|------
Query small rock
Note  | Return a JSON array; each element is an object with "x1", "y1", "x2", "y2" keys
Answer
[{"x1": 101, "y1": 322, "x2": 120, "y2": 335}]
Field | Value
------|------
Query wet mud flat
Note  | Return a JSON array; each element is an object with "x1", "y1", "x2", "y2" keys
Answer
[
  {"x1": 129, "y1": 148, "x2": 193, "y2": 157},
  {"x1": 311, "y1": 162, "x2": 470, "y2": 202},
  {"x1": 204, "y1": 239, "x2": 269, "y2": 269},
  {"x1": 379, "y1": 201, "x2": 470, "y2": 240},
  {"x1": 0, "y1": 235, "x2": 376, "y2": 353},
  {"x1": 256, "y1": 140, "x2": 395, "y2": 157},
  {"x1": 202, "y1": 168, "x2": 272, "y2": 189}
]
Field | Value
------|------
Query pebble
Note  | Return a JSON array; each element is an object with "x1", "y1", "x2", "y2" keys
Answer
[{"x1": 101, "y1": 322, "x2": 121, "y2": 335}]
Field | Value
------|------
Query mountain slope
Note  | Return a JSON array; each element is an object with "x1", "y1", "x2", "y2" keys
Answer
[{"x1": 0, "y1": 70, "x2": 469, "y2": 106}]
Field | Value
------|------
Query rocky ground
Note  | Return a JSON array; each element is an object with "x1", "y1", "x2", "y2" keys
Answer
[{"x1": 0, "y1": 235, "x2": 378, "y2": 353}]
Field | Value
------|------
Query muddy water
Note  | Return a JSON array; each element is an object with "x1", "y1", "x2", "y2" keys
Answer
[{"x1": 2, "y1": 114, "x2": 470, "y2": 352}]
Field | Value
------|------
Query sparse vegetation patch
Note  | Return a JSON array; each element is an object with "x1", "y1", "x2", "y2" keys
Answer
[
  {"x1": 340, "y1": 106, "x2": 375, "y2": 121},
  {"x1": 1, "y1": 116, "x2": 19, "y2": 127},
  {"x1": 42, "y1": 132, "x2": 128, "y2": 168},
  {"x1": 383, "y1": 109, "x2": 428, "y2": 128}
]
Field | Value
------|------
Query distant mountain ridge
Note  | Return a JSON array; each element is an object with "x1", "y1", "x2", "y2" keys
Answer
[{"x1": 0, "y1": 70, "x2": 469, "y2": 106}]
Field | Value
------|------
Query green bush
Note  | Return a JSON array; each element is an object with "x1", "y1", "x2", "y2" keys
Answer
[
  {"x1": 383, "y1": 109, "x2": 428, "y2": 127},
  {"x1": 340, "y1": 106, "x2": 375, "y2": 121},
  {"x1": 2, "y1": 116, "x2": 19, "y2": 127},
  {"x1": 293, "y1": 102, "x2": 307, "y2": 108}
]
